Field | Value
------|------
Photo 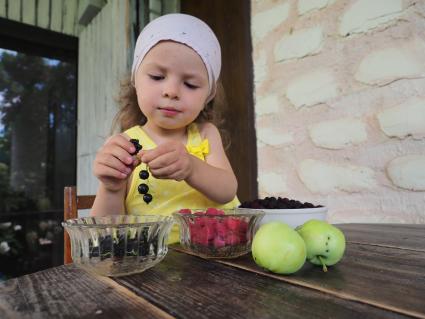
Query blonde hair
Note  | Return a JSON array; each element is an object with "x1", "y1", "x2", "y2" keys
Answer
[{"x1": 112, "y1": 74, "x2": 229, "y2": 148}]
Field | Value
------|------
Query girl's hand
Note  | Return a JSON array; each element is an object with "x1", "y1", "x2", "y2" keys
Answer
[
  {"x1": 93, "y1": 134, "x2": 140, "y2": 192},
  {"x1": 140, "y1": 141, "x2": 193, "y2": 181}
]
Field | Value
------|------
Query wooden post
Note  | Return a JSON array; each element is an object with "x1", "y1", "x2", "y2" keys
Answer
[{"x1": 64, "y1": 186, "x2": 77, "y2": 264}]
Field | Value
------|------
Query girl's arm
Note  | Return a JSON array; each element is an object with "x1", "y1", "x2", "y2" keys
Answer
[
  {"x1": 91, "y1": 134, "x2": 139, "y2": 216},
  {"x1": 185, "y1": 123, "x2": 237, "y2": 203},
  {"x1": 91, "y1": 184, "x2": 126, "y2": 216}
]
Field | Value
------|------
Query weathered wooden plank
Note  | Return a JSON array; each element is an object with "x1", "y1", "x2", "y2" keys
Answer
[
  {"x1": 22, "y1": 0, "x2": 36, "y2": 25},
  {"x1": 338, "y1": 224, "x2": 425, "y2": 252},
  {"x1": 0, "y1": 0, "x2": 6, "y2": 18},
  {"x1": 62, "y1": 0, "x2": 78, "y2": 35},
  {"x1": 114, "y1": 250, "x2": 408, "y2": 319},
  {"x1": 7, "y1": 0, "x2": 21, "y2": 21},
  {"x1": 162, "y1": 0, "x2": 179, "y2": 14},
  {"x1": 0, "y1": 264, "x2": 172, "y2": 319},
  {"x1": 50, "y1": 0, "x2": 63, "y2": 32},
  {"x1": 194, "y1": 242, "x2": 425, "y2": 319},
  {"x1": 37, "y1": 0, "x2": 50, "y2": 29},
  {"x1": 76, "y1": 0, "x2": 130, "y2": 194},
  {"x1": 149, "y1": 0, "x2": 161, "y2": 21}
]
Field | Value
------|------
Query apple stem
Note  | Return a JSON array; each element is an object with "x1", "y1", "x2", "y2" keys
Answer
[{"x1": 318, "y1": 256, "x2": 328, "y2": 272}]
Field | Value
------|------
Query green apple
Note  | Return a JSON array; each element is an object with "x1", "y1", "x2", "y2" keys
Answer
[
  {"x1": 252, "y1": 222, "x2": 306, "y2": 275},
  {"x1": 296, "y1": 220, "x2": 346, "y2": 272}
]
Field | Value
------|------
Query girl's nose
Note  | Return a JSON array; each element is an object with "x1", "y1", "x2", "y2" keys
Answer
[{"x1": 162, "y1": 80, "x2": 179, "y2": 100}]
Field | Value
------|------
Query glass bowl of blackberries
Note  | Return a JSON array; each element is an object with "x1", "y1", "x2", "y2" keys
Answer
[
  {"x1": 237, "y1": 197, "x2": 327, "y2": 228},
  {"x1": 62, "y1": 215, "x2": 174, "y2": 277},
  {"x1": 172, "y1": 208, "x2": 264, "y2": 259}
]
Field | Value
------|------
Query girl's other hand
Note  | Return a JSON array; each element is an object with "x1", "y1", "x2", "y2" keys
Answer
[
  {"x1": 140, "y1": 141, "x2": 193, "y2": 181},
  {"x1": 93, "y1": 134, "x2": 140, "y2": 192}
]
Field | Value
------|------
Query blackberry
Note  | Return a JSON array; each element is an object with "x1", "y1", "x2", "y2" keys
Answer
[
  {"x1": 143, "y1": 193, "x2": 153, "y2": 204},
  {"x1": 139, "y1": 228, "x2": 150, "y2": 256},
  {"x1": 238, "y1": 197, "x2": 321, "y2": 209},
  {"x1": 139, "y1": 170, "x2": 149, "y2": 180},
  {"x1": 129, "y1": 141, "x2": 153, "y2": 203},
  {"x1": 302, "y1": 202, "x2": 315, "y2": 208},
  {"x1": 138, "y1": 183, "x2": 149, "y2": 194},
  {"x1": 129, "y1": 139, "x2": 142, "y2": 155},
  {"x1": 113, "y1": 234, "x2": 126, "y2": 259}
]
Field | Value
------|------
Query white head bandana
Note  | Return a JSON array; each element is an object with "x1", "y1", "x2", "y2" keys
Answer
[{"x1": 131, "y1": 13, "x2": 221, "y2": 102}]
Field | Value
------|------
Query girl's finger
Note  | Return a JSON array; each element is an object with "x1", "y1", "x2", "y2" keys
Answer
[
  {"x1": 102, "y1": 144, "x2": 135, "y2": 166},
  {"x1": 149, "y1": 164, "x2": 177, "y2": 178},
  {"x1": 95, "y1": 165, "x2": 128, "y2": 179},
  {"x1": 109, "y1": 134, "x2": 139, "y2": 155},
  {"x1": 96, "y1": 153, "x2": 132, "y2": 175},
  {"x1": 147, "y1": 152, "x2": 178, "y2": 170},
  {"x1": 141, "y1": 143, "x2": 175, "y2": 163}
]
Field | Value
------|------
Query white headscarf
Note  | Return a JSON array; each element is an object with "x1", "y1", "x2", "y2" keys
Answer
[{"x1": 131, "y1": 13, "x2": 221, "y2": 102}]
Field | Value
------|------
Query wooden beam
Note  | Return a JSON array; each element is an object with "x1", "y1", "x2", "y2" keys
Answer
[
  {"x1": 0, "y1": 17, "x2": 78, "y2": 61},
  {"x1": 78, "y1": 0, "x2": 105, "y2": 26}
]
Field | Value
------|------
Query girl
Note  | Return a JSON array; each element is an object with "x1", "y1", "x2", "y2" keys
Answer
[{"x1": 91, "y1": 13, "x2": 240, "y2": 243}]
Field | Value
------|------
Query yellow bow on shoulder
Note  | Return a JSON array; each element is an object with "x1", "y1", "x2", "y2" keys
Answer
[{"x1": 186, "y1": 139, "x2": 210, "y2": 160}]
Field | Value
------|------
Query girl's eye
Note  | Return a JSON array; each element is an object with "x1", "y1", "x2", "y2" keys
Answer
[
  {"x1": 184, "y1": 82, "x2": 198, "y2": 89},
  {"x1": 149, "y1": 74, "x2": 164, "y2": 81}
]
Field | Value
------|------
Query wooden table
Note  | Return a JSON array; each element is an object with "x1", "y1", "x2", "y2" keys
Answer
[{"x1": 1, "y1": 224, "x2": 424, "y2": 319}]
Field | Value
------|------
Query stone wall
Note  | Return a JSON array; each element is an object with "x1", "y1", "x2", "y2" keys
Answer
[{"x1": 251, "y1": 0, "x2": 425, "y2": 223}]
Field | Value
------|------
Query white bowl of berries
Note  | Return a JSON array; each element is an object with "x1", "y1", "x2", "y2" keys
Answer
[
  {"x1": 237, "y1": 197, "x2": 327, "y2": 228},
  {"x1": 172, "y1": 208, "x2": 264, "y2": 259}
]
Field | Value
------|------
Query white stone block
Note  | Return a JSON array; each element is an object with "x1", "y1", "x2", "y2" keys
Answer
[
  {"x1": 259, "y1": 172, "x2": 288, "y2": 194},
  {"x1": 309, "y1": 118, "x2": 367, "y2": 149},
  {"x1": 255, "y1": 94, "x2": 281, "y2": 116},
  {"x1": 254, "y1": 50, "x2": 267, "y2": 85},
  {"x1": 298, "y1": 0, "x2": 336, "y2": 15},
  {"x1": 377, "y1": 98, "x2": 425, "y2": 139},
  {"x1": 252, "y1": 2, "x2": 290, "y2": 40},
  {"x1": 258, "y1": 127, "x2": 294, "y2": 146},
  {"x1": 274, "y1": 27, "x2": 323, "y2": 62},
  {"x1": 286, "y1": 68, "x2": 338, "y2": 108},
  {"x1": 339, "y1": 0, "x2": 403, "y2": 36},
  {"x1": 387, "y1": 155, "x2": 425, "y2": 191},
  {"x1": 355, "y1": 39, "x2": 425, "y2": 85},
  {"x1": 298, "y1": 159, "x2": 376, "y2": 193}
]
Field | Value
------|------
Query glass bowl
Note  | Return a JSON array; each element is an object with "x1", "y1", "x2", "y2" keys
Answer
[
  {"x1": 172, "y1": 208, "x2": 264, "y2": 259},
  {"x1": 62, "y1": 215, "x2": 174, "y2": 277}
]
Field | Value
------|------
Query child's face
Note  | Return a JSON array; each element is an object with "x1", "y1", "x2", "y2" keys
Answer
[{"x1": 135, "y1": 41, "x2": 210, "y2": 131}]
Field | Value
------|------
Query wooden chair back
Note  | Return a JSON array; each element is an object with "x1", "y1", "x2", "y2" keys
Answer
[{"x1": 63, "y1": 186, "x2": 96, "y2": 264}]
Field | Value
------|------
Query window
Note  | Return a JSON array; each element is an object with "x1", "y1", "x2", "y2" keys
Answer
[{"x1": 0, "y1": 18, "x2": 77, "y2": 280}]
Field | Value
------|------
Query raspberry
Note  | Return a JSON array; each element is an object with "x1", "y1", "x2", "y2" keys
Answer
[
  {"x1": 225, "y1": 218, "x2": 240, "y2": 232},
  {"x1": 205, "y1": 207, "x2": 225, "y2": 215}
]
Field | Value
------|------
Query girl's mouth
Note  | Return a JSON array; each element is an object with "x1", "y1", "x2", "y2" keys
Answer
[{"x1": 159, "y1": 107, "x2": 181, "y2": 116}]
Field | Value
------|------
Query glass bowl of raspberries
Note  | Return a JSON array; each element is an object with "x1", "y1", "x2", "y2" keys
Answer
[
  {"x1": 237, "y1": 197, "x2": 327, "y2": 228},
  {"x1": 62, "y1": 215, "x2": 174, "y2": 277},
  {"x1": 172, "y1": 208, "x2": 264, "y2": 259}
]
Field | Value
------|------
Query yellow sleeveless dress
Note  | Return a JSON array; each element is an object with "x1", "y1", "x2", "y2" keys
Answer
[{"x1": 124, "y1": 123, "x2": 240, "y2": 243}]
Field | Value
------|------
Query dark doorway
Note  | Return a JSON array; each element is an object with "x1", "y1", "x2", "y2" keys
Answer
[
  {"x1": 0, "y1": 18, "x2": 78, "y2": 280},
  {"x1": 180, "y1": 0, "x2": 258, "y2": 202}
]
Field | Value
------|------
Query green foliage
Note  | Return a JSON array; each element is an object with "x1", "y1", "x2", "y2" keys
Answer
[
  {"x1": 0, "y1": 163, "x2": 37, "y2": 212},
  {"x1": 0, "y1": 50, "x2": 77, "y2": 211},
  {"x1": 0, "y1": 51, "x2": 76, "y2": 126},
  {"x1": 0, "y1": 222, "x2": 23, "y2": 257}
]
